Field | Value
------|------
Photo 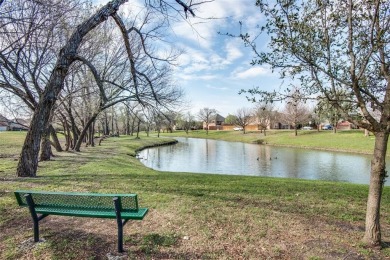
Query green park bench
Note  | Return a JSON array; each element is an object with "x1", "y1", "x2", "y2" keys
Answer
[{"x1": 14, "y1": 190, "x2": 148, "y2": 252}]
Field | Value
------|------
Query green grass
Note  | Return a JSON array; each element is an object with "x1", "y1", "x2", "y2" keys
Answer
[{"x1": 0, "y1": 131, "x2": 389, "y2": 259}]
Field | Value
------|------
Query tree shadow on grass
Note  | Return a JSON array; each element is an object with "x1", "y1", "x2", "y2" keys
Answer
[
  {"x1": 12, "y1": 216, "x2": 211, "y2": 259},
  {"x1": 382, "y1": 241, "x2": 390, "y2": 249},
  {"x1": 126, "y1": 232, "x2": 211, "y2": 259}
]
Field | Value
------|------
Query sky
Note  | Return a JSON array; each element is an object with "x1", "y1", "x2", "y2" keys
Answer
[{"x1": 95, "y1": 1, "x2": 286, "y2": 117}]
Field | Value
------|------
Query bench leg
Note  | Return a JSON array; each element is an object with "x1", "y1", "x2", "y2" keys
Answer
[
  {"x1": 117, "y1": 220, "x2": 124, "y2": 253},
  {"x1": 24, "y1": 194, "x2": 40, "y2": 242},
  {"x1": 113, "y1": 197, "x2": 124, "y2": 253}
]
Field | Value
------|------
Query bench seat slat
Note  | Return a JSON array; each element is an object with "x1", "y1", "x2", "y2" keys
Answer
[{"x1": 34, "y1": 206, "x2": 148, "y2": 220}]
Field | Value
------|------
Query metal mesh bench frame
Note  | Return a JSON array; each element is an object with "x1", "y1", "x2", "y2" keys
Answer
[{"x1": 14, "y1": 190, "x2": 148, "y2": 252}]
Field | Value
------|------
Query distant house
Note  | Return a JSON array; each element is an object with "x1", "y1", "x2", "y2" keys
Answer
[
  {"x1": 0, "y1": 114, "x2": 29, "y2": 131},
  {"x1": 0, "y1": 121, "x2": 8, "y2": 131},
  {"x1": 10, "y1": 118, "x2": 29, "y2": 131},
  {"x1": 0, "y1": 114, "x2": 9, "y2": 131},
  {"x1": 337, "y1": 120, "x2": 356, "y2": 130},
  {"x1": 204, "y1": 114, "x2": 225, "y2": 130}
]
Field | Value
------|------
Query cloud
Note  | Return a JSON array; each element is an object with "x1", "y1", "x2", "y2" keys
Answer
[
  {"x1": 175, "y1": 45, "x2": 227, "y2": 74},
  {"x1": 206, "y1": 85, "x2": 228, "y2": 90},
  {"x1": 233, "y1": 67, "x2": 270, "y2": 79},
  {"x1": 224, "y1": 40, "x2": 244, "y2": 63},
  {"x1": 170, "y1": 0, "x2": 261, "y2": 49},
  {"x1": 200, "y1": 75, "x2": 219, "y2": 80}
]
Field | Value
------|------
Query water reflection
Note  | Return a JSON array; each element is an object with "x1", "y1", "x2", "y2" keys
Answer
[{"x1": 138, "y1": 137, "x2": 387, "y2": 185}]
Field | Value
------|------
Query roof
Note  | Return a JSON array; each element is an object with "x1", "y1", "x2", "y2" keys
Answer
[
  {"x1": 338, "y1": 121, "x2": 352, "y2": 126},
  {"x1": 215, "y1": 114, "x2": 225, "y2": 122}
]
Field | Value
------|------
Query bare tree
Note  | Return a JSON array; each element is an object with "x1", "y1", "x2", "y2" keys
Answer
[
  {"x1": 282, "y1": 101, "x2": 310, "y2": 136},
  {"x1": 0, "y1": 0, "x2": 203, "y2": 177},
  {"x1": 234, "y1": 107, "x2": 254, "y2": 134},
  {"x1": 177, "y1": 111, "x2": 195, "y2": 134},
  {"x1": 198, "y1": 107, "x2": 216, "y2": 135},
  {"x1": 0, "y1": 0, "x2": 86, "y2": 160},
  {"x1": 255, "y1": 102, "x2": 276, "y2": 136},
  {"x1": 183, "y1": 112, "x2": 195, "y2": 134},
  {"x1": 152, "y1": 110, "x2": 166, "y2": 137}
]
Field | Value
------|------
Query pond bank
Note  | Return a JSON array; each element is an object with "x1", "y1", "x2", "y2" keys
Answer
[
  {"x1": 160, "y1": 129, "x2": 384, "y2": 156},
  {"x1": 134, "y1": 139, "x2": 178, "y2": 154}
]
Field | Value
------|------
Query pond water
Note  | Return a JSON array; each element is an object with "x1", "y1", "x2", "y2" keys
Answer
[{"x1": 138, "y1": 137, "x2": 389, "y2": 185}]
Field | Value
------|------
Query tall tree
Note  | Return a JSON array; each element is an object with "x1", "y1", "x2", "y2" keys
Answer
[
  {"x1": 198, "y1": 107, "x2": 216, "y2": 135},
  {"x1": 238, "y1": 0, "x2": 390, "y2": 246},
  {"x1": 0, "y1": 0, "x2": 201, "y2": 177},
  {"x1": 0, "y1": 0, "x2": 86, "y2": 159}
]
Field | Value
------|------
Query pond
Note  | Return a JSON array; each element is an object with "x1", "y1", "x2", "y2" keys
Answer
[{"x1": 138, "y1": 137, "x2": 389, "y2": 185}]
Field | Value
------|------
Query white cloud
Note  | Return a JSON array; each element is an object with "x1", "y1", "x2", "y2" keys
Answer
[
  {"x1": 206, "y1": 85, "x2": 228, "y2": 90},
  {"x1": 170, "y1": 0, "x2": 261, "y2": 49},
  {"x1": 233, "y1": 67, "x2": 270, "y2": 79},
  {"x1": 224, "y1": 40, "x2": 244, "y2": 64},
  {"x1": 200, "y1": 75, "x2": 218, "y2": 80}
]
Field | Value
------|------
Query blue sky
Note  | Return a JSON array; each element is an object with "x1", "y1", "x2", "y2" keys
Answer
[{"x1": 97, "y1": 0, "x2": 285, "y2": 117}]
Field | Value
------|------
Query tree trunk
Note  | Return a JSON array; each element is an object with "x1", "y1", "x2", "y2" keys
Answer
[
  {"x1": 50, "y1": 125, "x2": 63, "y2": 152},
  {"x1": 67, "y1": 108, "x2": 79, "y2": 149},
  {"x1": 74, "y1": 113, "x2": 98, "y2": 152},
  {"x1": 115, "y1": 116, "x2": 119, "y2": 137},
  {"x1": 39, "y1": 127, "x2": 52, "y2": 161},
  {"x1": 17, "y1": 98, "x2": 54, "y2": 177},
  {"x1": 64, "y1": 120, "x2": 72, "y2": 151},
  {"x1": 89, "y1": 120, "x2": 95, "y2": 147},
  {"x1": 363, "y1": 131, "x2": 388, "y2": 246},
  {"x1": 16, "y1": 0, "x2": 127, "y2": 177},
  {"x1": 104, "y1": 112, "x2": 110, "y2": 135},
  {"x1": 40, "y1": 111, "x2": 55, "y2": 161},
  {"x1": 126, "y1": 115, "x2": 130, "y2": 135},
  {"x1": 136, "y1": 119, "x2": 141, "y2": 139}
]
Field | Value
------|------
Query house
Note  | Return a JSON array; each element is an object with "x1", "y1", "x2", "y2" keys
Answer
[
  {"x1": 337, "y1": 120, "x2": 357, "y2": 130},
  {"x1": 0, "y1": 114, "x2": 9, "y2": 131},
  {"x1": 0, "y1": 121, "x2": 8, "y2": 131},
  {"x1": 0, "y1": 114, "x2": 29, "y2": 131},
  {"x1": 9, "y1": 118, "x2": 29, "y2": 131},
  {"x1": 204, "y1": 114, "x2": 225, "y2": 130}
]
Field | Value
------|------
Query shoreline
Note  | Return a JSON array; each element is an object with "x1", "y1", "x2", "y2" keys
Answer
[{"x1": 259, "y1": 142, "x2": 375, "y2": 156}]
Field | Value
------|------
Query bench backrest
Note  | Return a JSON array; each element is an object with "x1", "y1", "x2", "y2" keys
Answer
[{"x1": 14, "y1": 190, "x2": 139, "y2": 212}]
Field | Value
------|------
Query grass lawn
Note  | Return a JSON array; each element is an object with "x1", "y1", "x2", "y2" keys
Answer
[
  {"x1": 0, "y1": 131, "x2": 390, "y2": 259},
  {"x1": 160, "y1": 129, "x2": 380, "y2": 155}
]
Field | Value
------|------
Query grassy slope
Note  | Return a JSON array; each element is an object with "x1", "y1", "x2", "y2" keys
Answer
[{"x1": 0, "y1": 131, "x2": 389, "y2": 259}]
